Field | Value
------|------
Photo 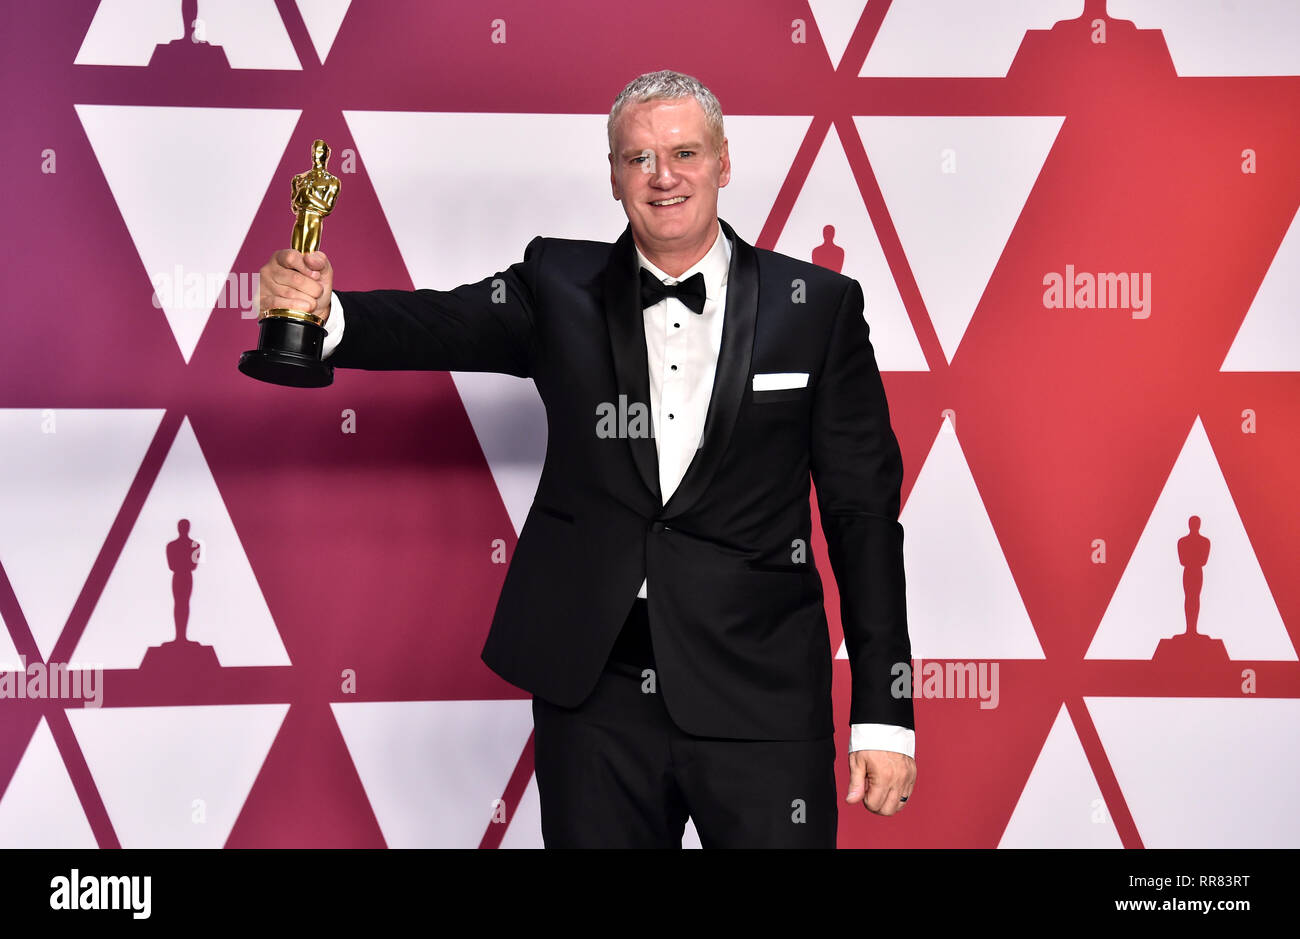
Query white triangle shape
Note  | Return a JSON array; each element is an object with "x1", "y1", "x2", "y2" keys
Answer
[
  {"x1": 294, "y1": 0, "x2": 352, "y2": 64},
  {"x1": 437, "y1": 370, "x2": 547, "y2": 537},
  {"x1": 855, "y1": 116, "x2": 1063, "y2": 363},
  {"x1": 76, "y1": 105, "x2": 301, "y2": 362},
  {"x1": 717, "y1": 115, "x2": 816, "y2": 248},
  {"x1": 1109, "y1": 0, "x2": 1300, "y2": 77},
  {"x1": 75, "y1": 0, "x2": 302, "y2": 69},
  {"x1": 998, "y1": 705, "x2": 1122, "y2": 847},
  {"x1": 66, "y1": 703, "x2": 289, "y2": 848},
  {"x1": 75, "y1": 0, "x2": 184, "y2": 65},
  {"x1": 184, "y1": 0, "x2": 302, "y2": 69},
  {"x1": 0, "y1": 611, "x2": 22, "y2": 672},
  {"x1": 1221, "y1": 205, "x2": 1300, "y2": 371},
  {"x1": 0, "y1": 718, "x2": 98, "y2": 848},
  {"x1": 775, "y1": 125, "x2": 928, "y2": 371},
  {"x1": 0, "y1": 409, "x2": 165, "y2": 660},
  {"x1": 1087, "y1": 696, "x2": 1300, "y2": 847},
  {"x1": 71, "y1": 418, "x2": 290, "y2": 669},
  {"x1": 894, "y1": 414, "x2": 1044, "y2": 658},
  {"x1": 860, "y1": 0, "x2": 1084, "y2": 77},
  {"x1": 343, "y1": 111, "x2": 627, "y2": 315},
  {"x1": 1087, "y1": 417, "x2": 1294, "y2": 660},
  {"x1": 332, "y1": 699, "x2": 534, "y2": 847},
  {"x1": 808, "y1": 0, "x2": 869, "y2": 70}
]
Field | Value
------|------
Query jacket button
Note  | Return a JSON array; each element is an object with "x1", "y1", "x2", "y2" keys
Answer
[{"x1": 651, "y1": 521, "x2": 665, "y2": 532}]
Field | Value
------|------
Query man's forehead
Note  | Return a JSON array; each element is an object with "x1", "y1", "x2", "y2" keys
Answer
[{"x1": 615, "y1": 99, "x2": 707, "y2": 144}]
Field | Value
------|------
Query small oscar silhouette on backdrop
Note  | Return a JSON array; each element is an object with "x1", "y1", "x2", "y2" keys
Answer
[
  {"x1": 811, "y1": 224, "x2": 845, "y2": 273},
  {"x1": 141, "y1": 519, "x2": 221, "y2": 672},
  {"x1": 148, "y1": 0, "x2": 229, "y2": 69},
  {"x1": 1153, "y1": 515, "x2": 1229, "y2": 664}
]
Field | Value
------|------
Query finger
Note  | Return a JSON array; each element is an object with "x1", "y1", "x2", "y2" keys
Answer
[
  {"x1": 274, "y1": 249, "x2": 311, "y2": 277},
  {"x1": 864, "y1": 776, "x2": 893, "y2": 814},
  {"x1": 266, "y1": 294, "x2": 318, "y2": 314},
  {"x1": 303, "y1": 250, "x2": 330, "y2": 275},
  {"x1": 267, "y1": 268, "x2": 323, "y2": 299},
  {"x1": 261, "y1": 279, "x2": 320, "y2": 307}
]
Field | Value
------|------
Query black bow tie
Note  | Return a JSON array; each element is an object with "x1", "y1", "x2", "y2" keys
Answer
[{"x1": 639, "y1": 267, "x2": 707, "y2": 314}]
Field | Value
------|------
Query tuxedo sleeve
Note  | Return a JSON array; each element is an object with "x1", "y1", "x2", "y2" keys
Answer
[
  {"x1": 323, "y1": 236, "x2": 543, "y2": 377},
  {"x1": 810, "y1": 278, "x2": 914, "y2": 731}
]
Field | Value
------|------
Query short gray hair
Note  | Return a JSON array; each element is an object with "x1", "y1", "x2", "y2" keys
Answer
[{"x1": 607, "y1": 70, "x2": 725, "y2": 156}]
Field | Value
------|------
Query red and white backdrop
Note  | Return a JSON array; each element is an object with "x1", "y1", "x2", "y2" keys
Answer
[{"x1": 0, "y1": 0, "x2": 1296, "y2": 849}]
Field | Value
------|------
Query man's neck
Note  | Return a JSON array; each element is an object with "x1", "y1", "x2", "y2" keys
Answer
[{"x1": 633, "y1": 221, "x2": 721, "y2": 278}]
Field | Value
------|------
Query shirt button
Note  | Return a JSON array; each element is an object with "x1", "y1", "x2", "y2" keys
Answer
[
  {"x1": 670, "y1": 364, "x2": 677, "y2": 371},
  {"x1": 668, "y1": 413, "x2": 674, "y2": 419},
  {"x1": 673, "y1": 322, "x2": 680, "y2": 329}
]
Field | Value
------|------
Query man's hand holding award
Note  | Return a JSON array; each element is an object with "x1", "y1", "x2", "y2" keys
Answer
[{"x1": 239, "y1": 138, "x2": 339, "y2": 388}]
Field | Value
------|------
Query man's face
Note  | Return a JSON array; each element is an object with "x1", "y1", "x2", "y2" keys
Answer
[{"x1": 608, "y1": 97, "x2": 731, "y2": 255}]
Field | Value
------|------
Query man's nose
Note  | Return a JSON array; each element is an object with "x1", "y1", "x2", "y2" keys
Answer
[{"x1": 648, "y1": 155, "x2": 677, "y2": 186}]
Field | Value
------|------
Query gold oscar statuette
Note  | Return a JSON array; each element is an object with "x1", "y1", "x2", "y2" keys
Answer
[{"x1": 238, "y1": 138, "x2": 340, "y2": 387}]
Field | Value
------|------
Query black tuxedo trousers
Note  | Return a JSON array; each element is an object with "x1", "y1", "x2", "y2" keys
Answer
[{"x1": 532, "y1": 598, "x2": 838, "y2": 847}]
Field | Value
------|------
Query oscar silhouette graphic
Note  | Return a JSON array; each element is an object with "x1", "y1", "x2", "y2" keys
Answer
[
  {"x1": 147, "y1": 0, "x2": 230, "y2": 70},
  {"x1": 141, "y1": 519, "x2": 221, "y2": 671},
  {"x1": 811, "y1": 224, "x2": 845, "y2": 273},
  {"x1": 1154, "y1": 515, "x2": 1229, "y2": 663}
]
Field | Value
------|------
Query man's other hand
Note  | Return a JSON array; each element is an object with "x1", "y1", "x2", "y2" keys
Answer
[
  {"x1": 846, "y1": 749, "x2": 916, "y2": 815},
  {"x1": 259, "y1": 249, "x2": 333, "y2": 322}
]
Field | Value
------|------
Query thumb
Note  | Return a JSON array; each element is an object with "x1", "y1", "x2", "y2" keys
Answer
[
  {"x1": 304, "y1": 251, "x2": 329, "y2": 272},
  {"x1": 845, "y1": 754, "x2": 867, "y2": 804}
]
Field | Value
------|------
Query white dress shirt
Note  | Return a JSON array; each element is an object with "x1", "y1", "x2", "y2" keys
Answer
[{"x1": 320, "y1": 226, "x2": 915, "y2": 758}]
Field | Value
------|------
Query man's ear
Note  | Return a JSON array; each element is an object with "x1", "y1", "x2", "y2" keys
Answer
[
  {"x1": 717, "y1": 137, "x2": 732, "y2": 189},
  {"x1": 608, "y1": 153, "x2": 622, "y2": 201}
]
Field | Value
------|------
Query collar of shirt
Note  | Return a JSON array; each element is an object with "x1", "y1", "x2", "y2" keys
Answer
[{"x1": 633, "y1": 220, "x2": 732, "y2": 303}]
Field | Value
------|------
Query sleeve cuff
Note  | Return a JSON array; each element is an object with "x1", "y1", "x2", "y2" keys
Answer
[
  {"x1": 321, "y1": 291, "x2": 345, "y2": 359},
  {"x1": 849, "y1": 723, "x2": 915, "y2": 758}
]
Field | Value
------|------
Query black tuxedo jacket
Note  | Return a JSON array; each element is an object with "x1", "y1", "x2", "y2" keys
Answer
[{"x1": 331, "y1": 217, "x2": 913, "y2": 740}]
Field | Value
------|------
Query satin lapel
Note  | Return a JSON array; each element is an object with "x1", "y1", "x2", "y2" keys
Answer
[
  {"x1": 661, "y1": 217, "x2": 757, "y2": 520},
  {"x1": 602, "y1": 224, "x2": 662, "y2": 506}
]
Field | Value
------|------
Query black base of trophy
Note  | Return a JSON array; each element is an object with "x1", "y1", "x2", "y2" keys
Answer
[{"x1": 238, "y1": 314, "x2": 334, "y2": 388}]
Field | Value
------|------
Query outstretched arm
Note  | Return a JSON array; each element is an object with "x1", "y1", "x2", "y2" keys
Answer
[{"x1": 326, "y1": 236, "x2": 544, "y2": 377}]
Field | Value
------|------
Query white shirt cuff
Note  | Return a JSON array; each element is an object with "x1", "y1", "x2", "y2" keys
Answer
[
  {"x1": 849, "y1": 723, "x2": 915, "y2": 758},
  {"x1": 321, "y1": 291, "x2": 345, "y2": 359}
]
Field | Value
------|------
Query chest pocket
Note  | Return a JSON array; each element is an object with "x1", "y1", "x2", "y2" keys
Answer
[{"x1": 751, "y1": 387, "x2": 807, "y2": 405}]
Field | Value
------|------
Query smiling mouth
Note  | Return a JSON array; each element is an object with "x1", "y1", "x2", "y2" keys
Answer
[{"x1": 650, "y1": 196, "x2": 688, "y2": 206}]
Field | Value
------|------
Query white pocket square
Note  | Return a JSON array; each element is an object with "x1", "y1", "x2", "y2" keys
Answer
[{"x1": 752, "y1": 372, "x2": 809, "y2": 391}]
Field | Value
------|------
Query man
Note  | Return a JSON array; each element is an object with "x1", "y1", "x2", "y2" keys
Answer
[{"x1": 258, "y1": 70, "x2": 916, "y2": 847}]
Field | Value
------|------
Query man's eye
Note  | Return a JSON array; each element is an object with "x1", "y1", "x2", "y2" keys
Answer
[{"x1": 677, "y1": 151, "x2": 695, "y2": 158}]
